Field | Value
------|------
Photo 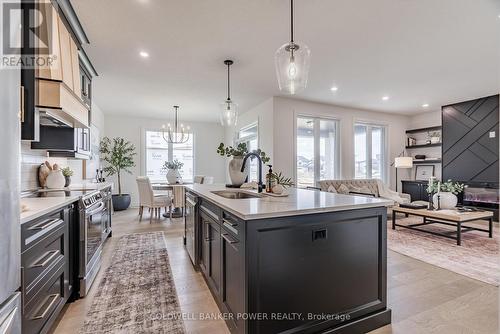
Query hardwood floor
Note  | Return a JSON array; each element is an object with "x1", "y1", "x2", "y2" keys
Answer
[{"x1": 52, "y1": 208, "x2": 498, "y2": 334}]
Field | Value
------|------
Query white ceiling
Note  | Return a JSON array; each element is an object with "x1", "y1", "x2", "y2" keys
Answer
[{"x1": 72, "y1": 0, "x2": 500, "y2": 122}]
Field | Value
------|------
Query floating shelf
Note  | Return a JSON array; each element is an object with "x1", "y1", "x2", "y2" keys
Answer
[
  {"x1": 413, "y1": 159, "x2": 442, "y2": 164},
  {"x1": 406, "y1": 126, "x2": 442, "y2": 134},
  {"x1": 406, "y1": 143, "x2": 441, "y2": 149}
]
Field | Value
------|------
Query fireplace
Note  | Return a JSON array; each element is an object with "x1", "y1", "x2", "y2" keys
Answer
[{"x1": 462, "y1": 186, "x2": 499, "y2": 220}]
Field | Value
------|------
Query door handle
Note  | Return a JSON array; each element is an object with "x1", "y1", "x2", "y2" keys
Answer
[
  {"x1": 30, "y1": 250, "x2": 59, "y2": 268},
  {"x1": 0, "y1": 306, "x2": 18, "y2": 334},
  {"x1": 31, "y1": 294, "x2": 59, "y2": 320}
]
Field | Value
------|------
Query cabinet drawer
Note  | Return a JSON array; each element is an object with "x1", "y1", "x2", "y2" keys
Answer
[
  {"x1": 22, "y1": 225, "x2": 65, "y2": 304},
  {"x1": 21, "y1": 209, "x2": 67, "y2": 253},
  {"x1": 23, "y1": 263, "x2": 65, "y2": 334},
  {"x1": 222, "y1": 212, "x2": 243, "y2": 238},
  {"x1": 200, "y1": 200, "x2": 221, "y2": 222}
]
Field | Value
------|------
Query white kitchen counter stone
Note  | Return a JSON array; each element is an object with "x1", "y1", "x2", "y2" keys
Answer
[
  {"x1": 186, "y1": 184, "x2": 393, "y2": 220},
  {"x1": 20, "y1": 182, "x2": 113, "y2": 224}
]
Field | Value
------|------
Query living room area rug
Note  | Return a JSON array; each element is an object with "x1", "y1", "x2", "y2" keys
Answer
[
  {"x1": 388, "y1": 216, "x2": 499, "y2": 286},
  {"x1": 80, "y1": 232, "x2": 186, "y2": 334}
]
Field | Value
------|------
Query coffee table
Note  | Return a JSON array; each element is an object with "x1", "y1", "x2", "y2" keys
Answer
[{"x1": 392, "y1": 206, "x2": 493, "y2": 245}]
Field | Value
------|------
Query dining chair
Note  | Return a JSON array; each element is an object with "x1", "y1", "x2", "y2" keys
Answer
[
  {"x1": 194, "y1": 175, "x2": 205, "y2": 184},
  {"x1": 136, "y1": 176, "x2": 173, "y2": 223},
  {"x1": 202, "y1": 176, "x2": 214, "y2": 184}
]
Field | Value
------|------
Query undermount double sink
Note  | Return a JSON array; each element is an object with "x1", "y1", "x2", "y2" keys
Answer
[{"x1": 211, "y1": 190, "x2": 264, "y2": 199}]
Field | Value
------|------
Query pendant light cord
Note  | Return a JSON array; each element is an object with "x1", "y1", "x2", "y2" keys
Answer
[
  {"x1": 227, "y1": 63, "x2": 231, "y2": 101},
  {"x1": 290, "y1": 0, "x2": 294, "y2": 43}
]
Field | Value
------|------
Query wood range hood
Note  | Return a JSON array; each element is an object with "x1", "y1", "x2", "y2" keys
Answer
[{"x1": 36, "y1": 78, "x2": 89, "y2": 129}]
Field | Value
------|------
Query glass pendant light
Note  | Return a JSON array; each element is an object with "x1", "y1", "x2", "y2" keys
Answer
[
  {"x1": 275, "y1": 0, "x2": 311, "y2": 95},
  {"x1": 220, "y1": 59, "x2": 238, "y2": 127},
  {"x1": 162, "y1": 106, "x2": 190, "y2": 144}
]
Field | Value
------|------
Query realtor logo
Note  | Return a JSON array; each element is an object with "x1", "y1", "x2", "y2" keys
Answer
[{"x1": 2, "y1": 0, "x2": 56, "y2": 68}]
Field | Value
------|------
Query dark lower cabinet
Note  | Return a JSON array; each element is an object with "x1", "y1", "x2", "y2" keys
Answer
[
  {"x1": 189, "y1": 191, "x2": 390, "y2": 334},
  {"x1": 21, "y1": 204, "x2": 75, "y2": 334},
  {"x1": 402, "y1": 180, "x2": 428, "y2": 202}
]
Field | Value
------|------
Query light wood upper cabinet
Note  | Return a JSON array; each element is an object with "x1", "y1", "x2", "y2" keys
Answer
[
  {"x1": 70, "y1": 39, "x2": 81, "y2": 99},
  {"x1": 36, "y1": 4, "x2": 62, "y2": 81},
  {"x1": 58, "y1": 16, "x2": 74, "y2": 92}
]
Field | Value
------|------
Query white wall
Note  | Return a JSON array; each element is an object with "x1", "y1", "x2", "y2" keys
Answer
[
  {"x1": 272, "y1": 97, "x2": 410, "y2": 190},
  {"x1": 223, "y1": 98, "x2": 274, "y2": 182},
  {"x1": 409, "y1": 110, "x2": 441, "y2": 129},
  {"x1": 104, "y1": 115, "x2": 225, "y2": 206}
]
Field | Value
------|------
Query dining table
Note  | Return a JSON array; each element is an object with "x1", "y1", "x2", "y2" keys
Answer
[{"x1": 151, "y1": 182, "x2": 192, "y2": 218}]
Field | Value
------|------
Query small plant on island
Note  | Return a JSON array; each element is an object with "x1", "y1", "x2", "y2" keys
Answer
[{"x1": 272, "y1": 171, "x2": 294, "y2": 188}]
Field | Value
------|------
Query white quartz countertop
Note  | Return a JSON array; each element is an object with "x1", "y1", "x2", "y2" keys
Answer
[
  {"x1": 185, "y1": 184, "x2": 393, "y2": 220},
  {"x1": 20, "y1": 182, "x2": 114, "y2": 224},
  {"x1": 20, "y1": 196, "x2": 80, "y2": 224}
]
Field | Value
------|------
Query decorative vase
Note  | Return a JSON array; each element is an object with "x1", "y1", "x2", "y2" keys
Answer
[
  {"x1": 272, "y1": 184, "x2": 285, "y2": 194},
  {"x1": 430, "y1": 136, "x2": 440, "y2": 144},
  {"x1": 166, "y1": 169, "x2": 182, "y2": 184},
  {"x1": 432, "y1": 192, "x2": 457, "y2": 209},
  {"x1": 64, "y1": 176, "x2": 71, "y2": 188},
  {"x1": 228, "y1": 156, "x2": 248, "y2": 186},
  {"x1": 45, "y1": 170, "x2": 65, "y2": 189}
]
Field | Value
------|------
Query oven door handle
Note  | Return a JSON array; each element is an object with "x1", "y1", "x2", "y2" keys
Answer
[{"x1": 86, "y1": 202, "x2": 105, "y2": 216}]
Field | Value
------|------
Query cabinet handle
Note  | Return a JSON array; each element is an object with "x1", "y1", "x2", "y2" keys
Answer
[
  {"x1": 222, "y1": 233, "x2": 238, "y2": 244},
  {"x1": 31, "y1": 294, "x2": 59, "y2": 320},
  {"x1": 30, "y1": 250, "x2": 59, "y2": 268},
  {"x1": 201, "y1": 206, "x2": 219, "y2": 221},
  {"x1": 20, "y1": 85, "x2": 25, "y2": 122},
  {"x1": 28, "y1": 218, "x2": 63, "y2": 231},
  {"x1": 222, "y1": 218, "x2": 237, "y2": 227}
]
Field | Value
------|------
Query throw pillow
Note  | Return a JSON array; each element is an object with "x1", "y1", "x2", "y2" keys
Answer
[
  {"x1": 337, "y1": 184, "x2": 350, "y2": 195},
  {"x1": 327, "y1": 185, "x2": 337, "y2": 193}
]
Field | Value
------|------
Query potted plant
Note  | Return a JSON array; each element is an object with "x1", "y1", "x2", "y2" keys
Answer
[
  {"x1": 271, "y1": 171, "x2": 294, "y2": 194},
  {"x1": 100, "y1": 137, "x2": 136, "y2": 211},
  {"x1": 427, "y1": 131, "x2": 441, "y2": 144},
  {"x1": 427, "y1": 179, "x2": 465, "y2": 209},
  {"x1": 217, "y1": 143, "x2": 270, "y2": 186},
  {"x1": 163, "y1": 159, "x2": 184, "y2": 184},
  {"x1": 62, "y1": 167, "x2": 73, "y2": 187}
]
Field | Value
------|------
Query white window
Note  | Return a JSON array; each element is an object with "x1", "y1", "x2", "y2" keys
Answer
[
  {"x1": 354, "y1": 123, "x2": 387, "y2": 181},
  {"x1": 296, "y1": 116, "x2": 339, "y2": 188},
  {"x1": 145, "y1": 130, "x2": 194, "y2": 182},
  {"x1": 236, "y1": 123, "x2": 259, "y2": 182}
]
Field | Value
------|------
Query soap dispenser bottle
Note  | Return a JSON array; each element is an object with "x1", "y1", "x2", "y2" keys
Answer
[{"x1": 266, "y1": 165, "x2": 274, "y2": 193}]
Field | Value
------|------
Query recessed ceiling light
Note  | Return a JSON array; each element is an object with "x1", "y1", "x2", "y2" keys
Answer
[
  {"x1": 422, "y1": 103, "x2": 429, "y2": 108},
  {"x1": 139, "y1": 51, "x2": 149, "y2": 58},
  {"x1": 330, "y1": 86, "x2": 338, "y2": 92},
  {"x1": 382, "y1": 96, "x2": 390, "y2": 101}
]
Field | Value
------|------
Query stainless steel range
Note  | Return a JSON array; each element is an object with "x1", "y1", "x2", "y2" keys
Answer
[{"x1": 79, "y1": 190, "x2": 108, "y2": 297}]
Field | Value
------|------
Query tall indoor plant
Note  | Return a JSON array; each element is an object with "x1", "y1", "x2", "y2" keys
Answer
[
  {"x1": 100, "y1": 137, "x2": 136, "y2": 211},
  {"x1": 217, "y1": 142, "x2": 270, "y2": 186}
]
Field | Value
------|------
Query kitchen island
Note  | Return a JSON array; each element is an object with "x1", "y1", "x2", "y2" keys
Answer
[{"x1": 185, "y1": 184, "x2": 393, "y2": 334}]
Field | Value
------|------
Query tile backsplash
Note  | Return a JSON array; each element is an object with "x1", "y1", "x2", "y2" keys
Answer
[{"x1": 21, "y1": 142, "x2": 84, "y2": 191}]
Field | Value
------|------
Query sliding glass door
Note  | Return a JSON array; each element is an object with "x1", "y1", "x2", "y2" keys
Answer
[{"x1": 296, "y1": 117, "x2": 339, "y2": 188}]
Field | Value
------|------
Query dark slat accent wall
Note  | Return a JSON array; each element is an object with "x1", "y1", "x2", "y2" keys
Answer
[{"x1": 442, "y1": 95, "x2": 499, "y2": 185}]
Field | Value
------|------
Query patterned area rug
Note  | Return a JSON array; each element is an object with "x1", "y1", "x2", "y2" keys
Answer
[
  {"x1": 388, "y1": 217, "x2": 499, "y2": 286},
  {"x1": 80, "y1": 232, "x2": 186, "y2": 334}
]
